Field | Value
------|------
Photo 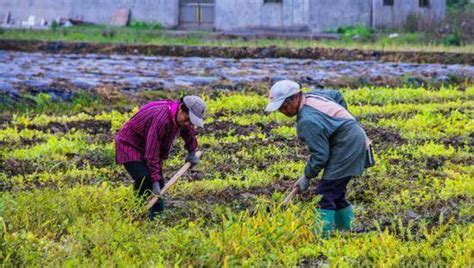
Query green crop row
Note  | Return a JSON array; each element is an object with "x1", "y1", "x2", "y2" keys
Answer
[
  {"x1": 1, "y1": 183, "x2": 472, "y2": 266},
  {"x1": 0, "y1": 85, "x2": 472, "y2": 266}
]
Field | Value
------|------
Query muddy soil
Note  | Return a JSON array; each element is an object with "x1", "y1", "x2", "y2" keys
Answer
[
  {"x1": 172, "y1": 180, "x2": 294, "y2": 205},
  {"x1": 20, "y1": 120, "x2": 111, "y2": 135},
  {"x1": 72, "y1": 148, "x2": 115, "y2": 168},
  {"x1": 426, "y1": 156, "x2": 447, "y2": 170},
  {"x1": 202, "y1": 119, "x2": 281, "y2": 138},
  {"x1": 441, "y1": 134, "x2": 474, "y2": 149},
  {"x1": 362, "y1": 125, "x2": 407, "y2": 149},
  {"x1": 0, "y1": 158, "x2": 40, "y2": 177},
  {"x1": 0, "y1": 137, "x2": 46, "y2": 148},
  {"x1": 0, "y1": 113, "x2": 12, "y2": 128},
  {"x1": 1, "y1": 51, "x2": 473, "y2": 101},
  {"x1": 1, "y1": 40, "x2": 473, "y2": 65},
  {"x1": 162, "y1": 179, "x2": 317, "y2": 225}
]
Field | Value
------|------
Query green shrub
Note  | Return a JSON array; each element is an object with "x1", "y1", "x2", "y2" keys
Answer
[
  {"x1": 443, "y1": 30, "x2": 461, "y2": 46},
  {"x1": 25, "y1": 93, "x2": 53, "y2": 113},
  {"x1": 444, "y1": 9, "x2": 474, "y2": 44},
  {"x1": 337, "y1": 25, "x2": 375, "y2": 42},
  {"x1": 447, "y1": 0, "x2": 470, "y2": 10},
  {"x1": 128, "y1": 21, "x2": 163, "y2": 31},
  {"x1": 50, "y1": 21, "x2": 59, "y2": 32}
]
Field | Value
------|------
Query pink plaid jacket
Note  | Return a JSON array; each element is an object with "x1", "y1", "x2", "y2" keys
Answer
[{"x1": 115, "y1": 100, "x2": 197, "y2": 182}]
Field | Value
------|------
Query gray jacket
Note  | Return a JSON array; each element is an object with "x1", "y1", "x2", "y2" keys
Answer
[{"x1": 297, "y1": 89, "x2": 367, "y2": 180}]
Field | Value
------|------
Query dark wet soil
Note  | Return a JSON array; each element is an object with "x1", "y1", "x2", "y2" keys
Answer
[
  {"x1": 0, "y1": 159, "x2": 40, "y2": 177},
  {"x1": 426, "y1": 156, "x2": 447, "y2": 170},
  {"x1": 163, "y1": 179, "x2": 312, "y2": 225},
  {"x1": 0, "y1": 113, "x2": 12, "y2": 128},
  {"x1": 361, "y1": 196, "x2": 472, "y2": 235},
  {"x1": 441, "y1": 134, "x2": 474, "y2": 149},
  {"x1": 2, "y1": 49, "x2": 472, "y2": 104},
  {"x1": 172, "y1": 180, "x2": 294, "y2": 205},
  {"x1": 449, "y1": 155, "x2": 474, "y2": 166},
  {"x1": 1, "y1": 40, "x2": 473, "y2": 65},
  {"x1": 0, "y1": 136, "x2": 46, "y2": 148},
  {"x1": 72, "y1": 148, "x2": 115, "y2": 168},
  {"x1": 20, "y1": 120, "x2": 111, "y2": 135},
  {"x1": 364, "y1": 125, "x2": 407, "y2": 150},
  {"x1": 202, "y1": 119, "x2": 282, "y2": 138}
]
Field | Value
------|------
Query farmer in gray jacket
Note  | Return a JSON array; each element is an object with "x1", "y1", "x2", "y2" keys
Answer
[{"x1": 266, "y1": 80, "x2": 373, "y2": 237}]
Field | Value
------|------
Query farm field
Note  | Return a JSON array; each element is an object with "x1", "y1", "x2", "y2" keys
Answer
[{"x1": 0, "y1": 84, "x2": 473, "y2": 266}]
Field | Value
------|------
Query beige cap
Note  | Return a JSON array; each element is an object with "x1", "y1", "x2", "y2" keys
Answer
[
  {"x1": 265, "y1": 80, "x2": 301, "y2": 112},
  {"x1": 183, "y1": 95, "x2": 207, "y2": 128}
]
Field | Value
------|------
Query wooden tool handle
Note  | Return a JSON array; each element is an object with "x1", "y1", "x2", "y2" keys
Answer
[
  {"x1": 282, "y1": 187, "x2": 299, "y2": 206},
  {"x1": 146, "y1": 151, "x2": 202, "y2": 210}
]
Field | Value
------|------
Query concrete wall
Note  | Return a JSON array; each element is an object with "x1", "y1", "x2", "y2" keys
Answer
[
  {"x1": 0, "y1": 0, "x2": 180, "y2": 27},
  {"x1": 0, "y1": 0, "x2": 446, "y2": 31},
  {"x1": 215, "y1": 0, "x2": 310, "y2": 31},
  {"x1": 0, "y1": 0, "x2": 72, "y2": 25},
  {"x1": 373, "y1": 0, "x2": 446, "y2": 29},
  {"x1": 309, "y1": 0, "x2": 371, "y2": 32},
  {"x1": 70, "y1": 0, "x2": 180, "y2": 27}
]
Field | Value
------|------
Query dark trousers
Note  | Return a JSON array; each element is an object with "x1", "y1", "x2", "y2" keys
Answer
[
  {"x1": 124, "y1": 161, "x2": 165, "y2": 213},
  {"x1": 315, "y1": 176, "x2": 352, "y2": 210}
]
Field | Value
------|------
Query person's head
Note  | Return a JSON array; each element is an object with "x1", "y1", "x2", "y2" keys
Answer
[
  {"x1": 177, "y1": 95, "x2": 207, "y2": 128},
  {"x1": 265, "y1": 80, "x2": 302, "y2": 117}
]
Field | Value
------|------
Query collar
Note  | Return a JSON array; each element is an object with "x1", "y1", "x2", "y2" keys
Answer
[
  {"x1": 169, "y1": 101, "x2": 180, "y2": 127},
  {"x1": 298, "y1": 94, "x2": 306, "y2": 112}
]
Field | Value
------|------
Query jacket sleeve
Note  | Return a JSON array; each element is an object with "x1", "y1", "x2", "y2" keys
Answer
[
  {"x1": 144, "y1": 115, "x2": 168, "y2": 182},
  {"x1": 298, "y1": 121, "x2": 330, "y2": 179},
  {"x1": 180, "y1": 125, "x2": 198, "y2": 153}
]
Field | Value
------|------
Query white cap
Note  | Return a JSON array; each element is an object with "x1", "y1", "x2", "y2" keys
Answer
[
  {"x1": 183, "y1": 95, "x2": 207, "y2": 128},
  {"x1": 265, "y1": 80, "x2": 301, "y2": 112}
]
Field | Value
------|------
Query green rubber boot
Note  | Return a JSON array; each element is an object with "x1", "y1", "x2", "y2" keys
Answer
[
  {"x1": 335, "y1": 205, "x2": 353, "y2": 231},
  {"x1": 315, "y1": 209, "x2": 335, "y2": 238}
]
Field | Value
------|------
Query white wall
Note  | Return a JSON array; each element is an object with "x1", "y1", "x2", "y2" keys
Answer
[
  {"x1": 0, "y1": 0, "x2": 446, "y2": 31},
  {"x1": 215, "y1": 0, "x2": 310, "y2": 31},
  {"x1": 309, "y1": 0, "x2": 371, "y2": 32},
  {"x1": 1, "y1": 0, "x2": 180, "y2": 27},
  {"x1": 373, "y1": 0, "x2": 446, "y2": 29}
]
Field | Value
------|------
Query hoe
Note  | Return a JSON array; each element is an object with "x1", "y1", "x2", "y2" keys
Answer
[
  {"x1": 282, "y1": 187, "x2": 299, "y2": 207},
  {"x1": 146, "y1": 151, "x2": 203, "y2": 210}
]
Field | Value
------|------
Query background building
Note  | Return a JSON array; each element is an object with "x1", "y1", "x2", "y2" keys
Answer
[{"x1": 0, "y1": 0, "x2": 446, "y2": 32}]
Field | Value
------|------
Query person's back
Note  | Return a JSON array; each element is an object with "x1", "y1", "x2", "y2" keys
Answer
[
  {"x1": 116, "y1": 100, "x2": 178, "y2": 164},
  {"x1": 114, "y1": 96, "x2": 206, "y2": 220},
  {"x1": 307, "y1": 88, "x2": 348, "y2": 110},
  {"x1": 118, "y1": 100, "x2": 173, "y2": 142},
  {"x1": 296, "y1": 95, "x2": 366, "y2": 181}
]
